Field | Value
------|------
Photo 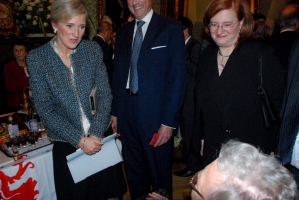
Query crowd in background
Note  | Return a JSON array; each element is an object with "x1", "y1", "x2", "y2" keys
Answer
[{"x1": 4, "y1": 0, "x2": 299, "y2": 199}]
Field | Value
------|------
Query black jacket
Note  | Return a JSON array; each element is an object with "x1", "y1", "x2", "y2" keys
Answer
[
  {"x1": 93, "y1": 35, "x2": 114, "y2": 85},
  {"x1": 180, "y1": 37, "x2": 201, "y2": 118},
  {"x1": 193, "y1": 41, "x2": 286, "y2": 167},
  {"x1": 272, "y1": 30, "x2": 298, "y2": 67}
]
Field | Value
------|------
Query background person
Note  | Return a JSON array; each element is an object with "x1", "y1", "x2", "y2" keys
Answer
[
  {"x1": 253, "y1": 19, "x2": 269, "y2": 42},
  {"x1": 174, "y1": 16, "x2": 201, "y2": 178},
  {"x1": 93, "y1": 21, "x2": 114, "y2": 86},
  {"x1": 4, "y1": 42, "x2": 29, "y2": 113},
  {"x1": 272, "y1": 4, "x2": 299, "y2": 68},
  {"x1": 192, "y1": 0, "x2": 285, "y2": 168},
  {"x1": 27, "y1": 0, "x2": 126, "y2": 199}
]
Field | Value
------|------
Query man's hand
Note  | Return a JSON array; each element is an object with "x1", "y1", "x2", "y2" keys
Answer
[
  {"x1": 154, "y1": 125, "x2": 172, "y2": 147},
  {"x1": 111, "y1": 116, "x2": 117, "y2": 133},
  {"x1": 270, "y1": 152, "x2": 275, "y2": 156},
  {"x1": 200, "y1": 139, "x2": 204, "y2": 157},
  {"x1": 146, "y1": 192, "x2": 168, "y2": 200}
]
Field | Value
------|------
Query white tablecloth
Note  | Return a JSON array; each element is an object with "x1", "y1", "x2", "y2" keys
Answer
[{"x1": 0, "y1": 144, "x2": 57, "y2": 200}]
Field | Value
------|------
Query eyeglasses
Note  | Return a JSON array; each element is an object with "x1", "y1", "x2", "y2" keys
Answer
[
  {"x1": 190, "y1": 172, "x2": 205, "y2": 200},
  {"x1": 208, "y1": 20, "x2": 239, "y2": 31}
]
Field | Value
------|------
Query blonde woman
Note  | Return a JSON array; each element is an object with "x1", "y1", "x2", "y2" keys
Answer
[{"x1": 27, "y1": 0, "x2": 126, "y2": 199}]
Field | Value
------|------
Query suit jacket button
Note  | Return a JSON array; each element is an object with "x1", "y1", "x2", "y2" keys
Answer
[{"x1": 225, "y1": 129, "x2": 231, "y2": 133}]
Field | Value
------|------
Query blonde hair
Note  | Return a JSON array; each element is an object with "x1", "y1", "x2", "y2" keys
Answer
[{"x1": 51, "y1": 0, "x2": 88, "y2": 23}]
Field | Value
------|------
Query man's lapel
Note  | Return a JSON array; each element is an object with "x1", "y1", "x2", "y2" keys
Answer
[
  {"x1": 139, "y1": 12, "x2": 160, "y2": 57},
  {"x1": 283, "y1": 45, "x2": 299, "y2": 123},
  {"x1": 121, "y1": 21, "x2": 135, "y2": 76},
  {"x1": 126, "y1": 21, "x2": 135, "y2": 58}
]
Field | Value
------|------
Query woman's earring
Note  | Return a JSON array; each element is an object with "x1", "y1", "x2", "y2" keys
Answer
[{"x1": 54, "y1": 29, "x2": 57, "y2": 33}]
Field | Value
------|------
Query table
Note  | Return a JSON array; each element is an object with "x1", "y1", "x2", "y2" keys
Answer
[{"x1": 0, "y1": 144, "x2": 57, "y2": 200}]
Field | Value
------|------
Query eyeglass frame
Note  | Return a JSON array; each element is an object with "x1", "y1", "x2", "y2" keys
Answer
[
  {"x1": 208, "y1": 20, "x2": 239, "y2": 31},
  {"x1": 190, "y1": 171, "x2": 205, "y2": 200}
]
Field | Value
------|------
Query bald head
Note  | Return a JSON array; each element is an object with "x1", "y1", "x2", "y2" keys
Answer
[
  {"x1": 97, "y1": 21, "x2": 113, "y2": 42},
  {"x1": 278, "y1": 4, "x2": 299, "y2": 31}
]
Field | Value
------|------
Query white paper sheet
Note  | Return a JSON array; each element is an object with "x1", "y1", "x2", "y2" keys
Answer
[{"x1": 66, "y1": 133, "x2": 123, "y2": 183}]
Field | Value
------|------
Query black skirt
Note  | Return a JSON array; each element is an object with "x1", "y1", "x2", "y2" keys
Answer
[{"x1": 52, "y1": 141, "x2": 127, "y2": 200}]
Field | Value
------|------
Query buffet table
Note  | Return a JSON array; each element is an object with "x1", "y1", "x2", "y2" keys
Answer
[{"x1": 0, "y1": 144, "x2": 57, "y2": 200}]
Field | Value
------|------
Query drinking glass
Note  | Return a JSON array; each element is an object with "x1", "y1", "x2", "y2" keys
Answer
[
  {"x1": 38, "y1": 122, "x2": 46, "y2": 139},
  {"x1": 29, "y1": 135, "x2": 36, "y2": 147},
  {"x1": 21, "y1": 134, "x2": 28, "y2": 148},
  {"x1": 5, "y1": 139, "x2": 12, "y2": 150},
  {"x1": 34, "y1": 132, "x2": 39, "y2": 144},
  {"x1": 12, "y1": 136, "x2": 21, "y2": 150},
  {"x1": 12, "y1": 145, "x2": 19, "y2": 161}
]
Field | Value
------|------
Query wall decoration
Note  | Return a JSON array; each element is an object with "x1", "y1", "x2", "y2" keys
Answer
[
  {"x1": 0, "y1": 0, "x2": 19, "y2": 36},
  {"x1": 13, "y1": 0, "x2": 53, "y2": 36}
]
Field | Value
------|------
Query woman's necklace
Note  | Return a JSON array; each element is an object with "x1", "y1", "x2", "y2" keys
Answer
[{"x1": 218, "y1": 49, "x2": 231, "y2": 68}]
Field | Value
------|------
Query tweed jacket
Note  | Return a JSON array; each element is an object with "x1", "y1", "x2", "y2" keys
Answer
[{"x1": 27, "y1": 39, "x2": 112, "y2": 148}]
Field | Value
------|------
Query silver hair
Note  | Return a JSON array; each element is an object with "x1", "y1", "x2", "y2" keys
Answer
[
  {"x1": 254, "y1": 19, "x2": 268, "y2": 38},
  {"x1": 206, "y1": 140, "x2": 298, "y2": 200}
]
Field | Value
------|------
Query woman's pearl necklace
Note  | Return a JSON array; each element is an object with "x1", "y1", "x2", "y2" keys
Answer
[{"x1": 218, "y1": 49, "x2": 231, "y2": 68}]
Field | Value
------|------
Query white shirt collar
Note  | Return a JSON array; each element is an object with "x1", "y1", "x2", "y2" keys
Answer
[
  {"x1": 185, "y1": 36, "x2": 191, "y2": 45},
  {"x1": 135, "y1": 9, "x2": 153, "y2": 25},
  {"x1": 280, "y1": 29, "x2": 295, "y2": 33},
  {"x1": 96, "y1": 34, "x2": 105, "y2": 42}
]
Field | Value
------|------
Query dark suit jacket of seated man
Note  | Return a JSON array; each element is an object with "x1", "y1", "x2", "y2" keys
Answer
[{"x1": 111, "y1": 1, "x2": 187, "y2": 198}]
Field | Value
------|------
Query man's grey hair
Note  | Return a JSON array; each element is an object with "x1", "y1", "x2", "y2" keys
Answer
[
  {"x1": 97, "y1": 21, "x2": 111, "y2": 33},
  {"x1": 206, "y1": 140, "x2": 298, "y2": 200},
  {"x1": 254, "y1": 19, "x2": 268, "y2": 38},
  {"x1": 278, "y1": 4, "x2": 299, "y2": 29}
]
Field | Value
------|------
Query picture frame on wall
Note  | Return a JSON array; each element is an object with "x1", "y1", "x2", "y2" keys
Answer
[{"x1": 0, "y1": 0, "x2": 19, "y2": 36}]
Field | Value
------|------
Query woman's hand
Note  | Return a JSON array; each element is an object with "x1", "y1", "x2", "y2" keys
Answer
[{"x1": 79, "y1": 135, "x2": 103, "y2": 155}]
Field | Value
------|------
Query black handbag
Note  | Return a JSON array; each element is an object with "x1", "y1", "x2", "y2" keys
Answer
[{"x1": 258, "y1": 45, "x2": 276, "y2": 129}]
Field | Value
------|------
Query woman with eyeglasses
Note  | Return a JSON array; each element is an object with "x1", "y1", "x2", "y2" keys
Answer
[{"x1": 193, "y1": 0, "x2": 285, "y2": 169}]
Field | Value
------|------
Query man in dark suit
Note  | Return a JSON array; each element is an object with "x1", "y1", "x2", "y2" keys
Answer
[
  {"x1": 272, "y1": 4, "x2": 299, "y2": 67},
  {"x1": 174, "y1": 17, "x2": 201, "y2": 177},
  {"x1": 277, "y1": 38, "x2": 299, "y2": 189},
  {"x1": 92, "y1": 22, "x2": 114, "y2": 85},
  {"x1": 111, "y1": 0, "x2": 187, "y2": 198}
]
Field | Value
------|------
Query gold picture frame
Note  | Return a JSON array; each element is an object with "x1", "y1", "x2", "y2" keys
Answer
[
  {"x1": 0, "y1": 0, "x2": 20, "y2": 36},
  {"x1": 97, "y1": 0, "x2": 106, "y2": 27}
]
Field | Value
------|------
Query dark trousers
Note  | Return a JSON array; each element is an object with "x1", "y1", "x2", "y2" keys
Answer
[
  {"x1": 179, "y1": 117, "x2": 201, "y2": 172},
  {"x1": 288, "y1": 165, "x2": 299, "y2": 190},
  {"x1": 53, "y1": 142, "x2": 126, "y2": 200},
  {"x1": 121, "y1": 94, "x2": 173, "y2": 199}
]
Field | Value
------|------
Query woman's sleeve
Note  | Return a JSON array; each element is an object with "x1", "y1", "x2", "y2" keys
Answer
[
  {"x1": 27, "y1": 50, "x2": 84, "y2": 148},
  {"x1": 87, "y1": 43, "x2": 113, "y2": 138},
  {"x1": 263, "y1": 45, "x2": 286, "y2": 152}
]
